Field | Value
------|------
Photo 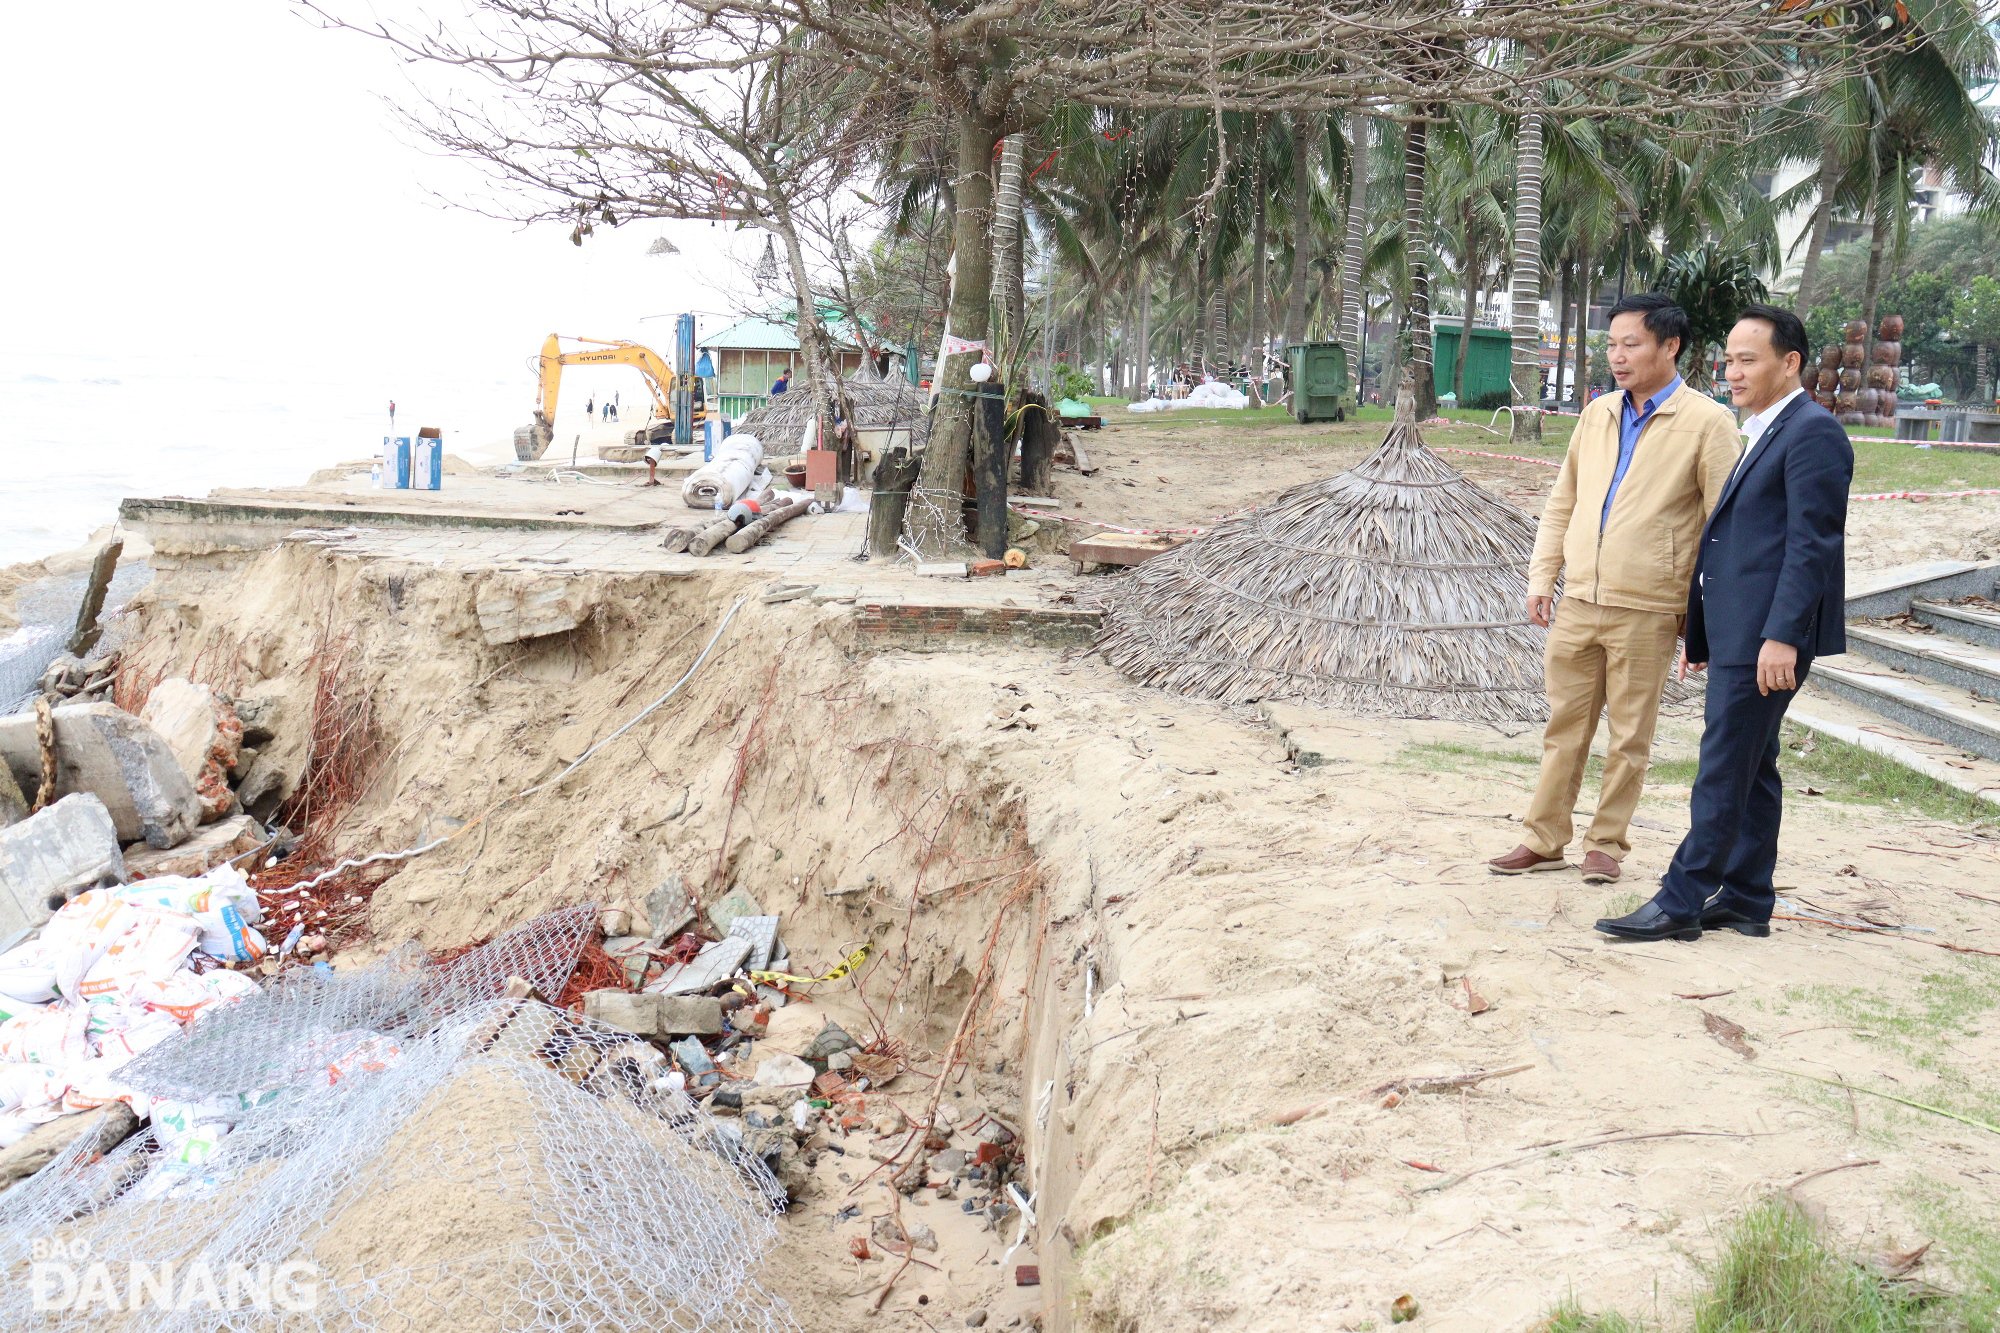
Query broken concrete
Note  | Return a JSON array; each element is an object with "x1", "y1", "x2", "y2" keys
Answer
[
  {"x1": 0, "y1": 793, "x2": 127, "y2": 936},
  {"x1": 140, "y1": 678, "x2": 243, "y2": 823},
  {"x1": 0, "y1": 703, "x2": 201, "y2": 847},
  {"x1": 234, "y1": 750, "x2": 296, "y2": 824},
  {"x1": 123, "y1": 813, "x2": 265, "y2": 880},
  {"x1": 726, "y1": 913, "x2": 781, "y2": 971},
  {"x1": 475, "y1": 575, "x2": 597, "y2": 646},
  {"x1": 581, "y1": 991, "x2": 725, "y2": 1039},
  {"x1": 647, "y1": 936, "x2": 752, "y2": 996}
]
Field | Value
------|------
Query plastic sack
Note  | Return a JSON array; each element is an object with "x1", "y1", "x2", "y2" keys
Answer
[
  {"x1": 0, "y1": 1062, "x2": 67, "y2": 1115},
  {"x1": 0, "y1": 993, "x2": 47, "y2": 1027},
  {"x1": 117, "y1": 866, "x2": 266, "y2": 963},
  {"x1": 75, "y1": 908, "x2": 201, "y2": 1003},
  {"x1": 0, "y1": 1004, "x2": 89, "y2": 1067},
  {"x1": 0, "y1": 939, "x2": 58, "y2": 1005},
  {"x1": 0, "y1": 1112, "x2": 37, "y2": 1149}
]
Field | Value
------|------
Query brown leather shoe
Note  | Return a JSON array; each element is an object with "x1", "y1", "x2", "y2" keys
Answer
[
  {"x1": 1580, "y1": 851, "x2": 1622, "y2": 884},
  {"x1": 1488, "y1": 844, "x2": 1566, "y2": 875}
]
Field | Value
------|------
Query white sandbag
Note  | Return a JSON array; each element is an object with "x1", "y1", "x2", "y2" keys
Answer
[
  {"x1": 117, "y1": 865, "x2": 266, "y2": 963},
  {"x1": 0, "y1": 938, "x2": 57, "y2": 1006},
  {"x1": 39, "y1": 889, "x2": 200, "y2": 1002},
  {"x1": 681, "y1": 434, "x2": 764, "y2": 509},
  {"x1": 0, "y1": 1061, "x2": 66, "y2": 1114},
  {"x1": 0, "y1": 1111, "x2": 37, "y2": 1148}
]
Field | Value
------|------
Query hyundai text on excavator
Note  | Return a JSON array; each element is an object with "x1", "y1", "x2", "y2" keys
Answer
[{"x1": 513, "y1": 334, "x2": 707, "y2": 461}]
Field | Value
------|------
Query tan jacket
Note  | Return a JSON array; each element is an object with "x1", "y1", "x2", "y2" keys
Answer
[{"x1": 1528, "y1": 383, "x2": 1741, "y2": 616}]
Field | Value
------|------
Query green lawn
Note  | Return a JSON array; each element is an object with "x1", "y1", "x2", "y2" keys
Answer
[{"x1": 1085, "y1": 394, "x2": 2000, "y2": 494}]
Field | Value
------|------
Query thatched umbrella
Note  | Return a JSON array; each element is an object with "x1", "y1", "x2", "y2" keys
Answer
[
  {"x1": 1096, "y1": 379, "x2": 1553, "y2": 723},
  {"x1": 736, "y1": 360, "x2": 931, "y2": 450}
]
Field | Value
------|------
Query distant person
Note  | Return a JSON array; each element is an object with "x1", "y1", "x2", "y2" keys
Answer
[
  {"x1": 1598, "y1": 305, "x2": 1852, "y2": 942},
  {"x1": 602, "y1": 400, "x2": 612, "y2": 422},
  {"x1": 770, "y1": 370, "x2": 790, "y2": 397},
  {"x1": 586, "y1": 395, "x2": 595, "y2": 419},
  {"x1": 1489, "y1": 293, "x2": 1738, "y2": 890},
  {"x1": 388, "y1": 399, "x2": 396, "y2": 426}
]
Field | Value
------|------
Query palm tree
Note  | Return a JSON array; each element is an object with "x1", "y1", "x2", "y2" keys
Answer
[
  {"x1": 1653, "y1": 243, "x2": 1769, "y2": 388},
  {"x1": 1431, "y1": 106, "x2": 1512, "y2": 404}
]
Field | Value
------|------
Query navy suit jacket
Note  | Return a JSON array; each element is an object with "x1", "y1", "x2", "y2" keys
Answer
[{"x1": 1684, "y1": 393, "x2": 1852, "y2": 667}]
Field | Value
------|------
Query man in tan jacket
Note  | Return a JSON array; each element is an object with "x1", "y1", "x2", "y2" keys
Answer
[{"x1": 1489, "y1": 293, "x2": 1740, "y2": 885}]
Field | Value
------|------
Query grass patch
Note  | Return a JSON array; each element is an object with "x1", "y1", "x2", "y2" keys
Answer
[
  {"x1": 1785, "y1": 958, "x2": 2000, "y2": 1130},
  {"x1": 1780, "y1": 724, "x2": 1998, "y2": 829},
  {"x1": 1547, "y1": 1196, "x2": 2000, "y2": 1331},
  {"x1": 1850, "y1": 434, "x2": 2000, "y2": 494},
  {"x1": 1399, "y1": 739, "x2": 1540, "y2": 771},
  {"x1": 1602, "y1": 891, "x2": 1645, "y2": 917},
  {"x1": 1539, "y1": 1301, "x2": 1644, "y2": 1333}
]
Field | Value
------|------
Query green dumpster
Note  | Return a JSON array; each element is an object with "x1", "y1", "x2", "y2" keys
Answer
[{"x1": 1287, "y1": 342, "x2": 1351, "y2": 423}]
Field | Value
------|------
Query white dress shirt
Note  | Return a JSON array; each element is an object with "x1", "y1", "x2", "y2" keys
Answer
[{"x1": 1733, "y1": 387, "x2": 1805, "y2": 479}]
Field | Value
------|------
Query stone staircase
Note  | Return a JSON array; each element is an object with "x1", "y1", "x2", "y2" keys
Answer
[{"x1": 1791, "y1": 560, "x2": 2000, "y2": 804}]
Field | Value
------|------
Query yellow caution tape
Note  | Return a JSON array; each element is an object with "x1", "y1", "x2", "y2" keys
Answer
[{"x1": 747, "y1": 942, "x2": 872, "y2": 987}]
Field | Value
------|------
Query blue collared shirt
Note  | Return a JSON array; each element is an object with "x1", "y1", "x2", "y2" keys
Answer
[{"x1": 1600, "y1": 375, "x2": 1682, "y2": 527}]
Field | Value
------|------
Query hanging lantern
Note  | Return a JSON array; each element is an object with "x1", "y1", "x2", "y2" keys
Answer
[{"x1": 753, "y1": 235, "x2": 779, "y2": 287}]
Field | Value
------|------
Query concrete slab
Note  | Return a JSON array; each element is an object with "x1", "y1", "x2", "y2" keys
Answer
[
  {"x1": 0, "y1": 794, "x2": 126, "y2": 934},
  {"x1": 648, "y1": 936, "x2": 753, "y2": 996},
  {"x1": 1845, "y1": 559, "x2": 2000, "y2": 618},
  {"x1": 0, "y1": 703, "x2": 201, "y2": 847}
]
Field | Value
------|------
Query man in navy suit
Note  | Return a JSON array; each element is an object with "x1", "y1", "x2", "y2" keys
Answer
[{"x1": 1596, "y1": 304, "x2": 1852, "y2": 942}]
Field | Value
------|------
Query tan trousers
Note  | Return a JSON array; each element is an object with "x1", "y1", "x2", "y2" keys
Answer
[{"x1": 1522, "y1": 597, "x2": 1680, "y2": 860}]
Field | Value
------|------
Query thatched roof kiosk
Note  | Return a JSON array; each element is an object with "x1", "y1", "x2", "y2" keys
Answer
[
  {"x1": 1095, "y1": 380, "x2": 1553, "y2": 723},
  {"x1": 736, "y1": 360, "x2": 931, "y2": 451}
]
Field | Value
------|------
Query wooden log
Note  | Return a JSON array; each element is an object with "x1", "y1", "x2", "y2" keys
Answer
[
  {"x1": 661, "y1": 527, "x2": 696, "y2": 554},
  {"x1": 974, "y1": 384, "x2": 1008, "y2": 560},
  {"x1": 67, "y1": 538, "x2": 123, "y2": 659},
  {"x1": 867, "y1": 444, "x2": 920, "y2": 558},
  {"x1": 725, "y1": 498, "x2": 813, "y2": 553},
  {"x1": 1065, "y1": 431, "x2": 1096, "y2": 475},
  {"x1": 688, "y1": 517, "x2": 738, "y2": 557},
  {"x1": 1018, "y1": 392, "x2": 1058, "y2": 496}
]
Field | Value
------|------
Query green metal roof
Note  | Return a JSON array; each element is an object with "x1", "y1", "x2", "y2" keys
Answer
[{"x1": 702, "y1": 306, "x2": 877, "y2": 352}]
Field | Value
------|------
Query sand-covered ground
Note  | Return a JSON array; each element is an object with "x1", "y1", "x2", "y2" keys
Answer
[{"x1": 16, "y1": 406, "x2": 2000, "y2": 1331}]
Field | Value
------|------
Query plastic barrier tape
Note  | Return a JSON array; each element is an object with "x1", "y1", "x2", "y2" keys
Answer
[{"x1": 748, "y1": 942, "x2": 872, "y2": 987}]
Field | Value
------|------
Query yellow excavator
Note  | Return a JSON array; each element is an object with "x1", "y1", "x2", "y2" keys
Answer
[{"x1": 513, "y1": 334, "x2": 706, "y2": 461}]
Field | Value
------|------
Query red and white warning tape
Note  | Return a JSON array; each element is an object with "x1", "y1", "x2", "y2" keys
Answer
[
  {"x1": 1851, "y1": 488, "x2": 2000, "y2": 502},
  {"x1": 1007, "y1": 503, "x2": 1210, "y2": 535}
]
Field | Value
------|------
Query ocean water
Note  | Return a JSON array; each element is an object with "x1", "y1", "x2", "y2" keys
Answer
[{"x1": 3, "y1": 350, "x2": 526, "y2": 568}]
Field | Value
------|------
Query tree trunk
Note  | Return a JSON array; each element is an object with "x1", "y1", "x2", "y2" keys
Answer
[
  {"x1": 1404, "y1": 116, "x2": 1437, "y2": 420},
  {"x1": 1509, "y1": 105, "x2": 1546, "y2": 444},
  {"x1": 1193, "y1": 257, "x2": 1210, "y2": 371},
  {"x1": 867, "y1": 445, "x2": 921, "y2": 556},
  {"x1": 1246, "y1": 136, "x2": 1270, "y2": 405},
  {"x1": 1453, "y1": 223, "x2": 1476, "y2": 403},
  {"x1": 1553, "y1": 257, "x2": 1574, "y2": 407},
  {"x1": 1136, "y1": 262, "x2": 1152, "y2": 395},
  {"x1": 990, "y1": 133, "x2": 1028, "y2": 364},
  {"x1": 1860, "y1": 163, "x2": 1893, "y2": 382},
  {"x1": 1284, "y1": 113, "x2": 1320, "y2": 346},
  {"x1": 906, "y1": 108, "x2": 1001, "y2": 557},
  {"x1": 1793, "y1": 136, "x2": 1842, "y2": 309},
  {"x1": 1977, "y1": 342, "x2": 1992, "y2": 405},
  {"x1": 1338, "y1": 114, "x2": 1369, "y2": 368},
  {"x1": 771, "y1": 200, "x2": 848, "y2": 466},
  {"x1": 1573, "y1": 251, "x2": 1593, "y2": 403}
]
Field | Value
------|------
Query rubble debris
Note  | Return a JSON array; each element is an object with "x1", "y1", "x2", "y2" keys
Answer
[
  {"x1": 651, "y1": 935, "x2": 754, "y2": 996},
  {"x1": 64, "y1": 537, "x2": 123, "y2": 659},
  {"x1": 753, "y1": 1053, "x2": 815, "y2": 1088},
  {"x1": 0, "y1": 701, "x2": 201, "y2": 847},
  {"x1": 139, "y1": 678, "x2": 244, "y2": 823},
  {"x1": 122, "y1": 813, "x2": 265, "y2": 880},
  {"x1": 583, "y1": 990, "x2": 725, "y2": 1039},
  {"x1": 728, "y1": 913, "x2": 781, "y2": 971},
  {"x1": 706, "y1": 885, "x2": 765, "y2": 936},
  {"x1": 474, "y1": 574, "x2": 598, "y2": 646},
  {"x1": 0, "y1": 793, "x2": 126, "y2": 934}
]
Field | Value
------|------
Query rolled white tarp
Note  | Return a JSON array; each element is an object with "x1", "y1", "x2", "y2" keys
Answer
[{"x1": 681, "y1": 433, "x2": 765, "y2": 510}]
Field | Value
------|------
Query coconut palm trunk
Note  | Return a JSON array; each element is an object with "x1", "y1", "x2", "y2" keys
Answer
[
  {"x1": 1453, "y1": 223, "x2": 1477, "y2": 403},
  {"x1": 1572, "y1": 252, "x2": 1593, "y2": 403},
  {"x1": 1859, "y1": 161, "x2": 1894, "y2": 378},
  {"x1": 1136, "y1": 262, "x2": 1152, "y2": 394},
  {"x1": 1793, "y1": 137, "x2": 1842, "y2": 308},
  {"x1": 990, "y1": 133, "x2": 1027, "y2": 361},
  {"x1": 1509, "y1": 105, "x2": 1545, "y2": 444},
  {"x1": 1339, "y1": 114, "x2": 1369, "y2": 383},
  {"x1": 1405, "y1": 116, "x2": 1437, "y2": 421},
  {"x1": 1246, "y1": 142, "x2": 1270, "y2": 405},
  {"x1": 906, "y1": 108, "x2": 1002, "y2": 556},
  {"x1": 1553, "y1": 258, "x2": 1574, "y2": 406},
  {"x1": 1285, "y1": 113, "x2": 1320, "y2": 346}
]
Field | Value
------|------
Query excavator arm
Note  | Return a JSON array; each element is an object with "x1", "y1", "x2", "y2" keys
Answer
[{"x1": 514, "y1": 334, "x2": 698, "y2": 461}]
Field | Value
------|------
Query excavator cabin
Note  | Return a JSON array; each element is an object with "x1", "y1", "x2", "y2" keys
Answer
[{"x1": 513, "y1": 334, "x2": 707, "y2": 461}]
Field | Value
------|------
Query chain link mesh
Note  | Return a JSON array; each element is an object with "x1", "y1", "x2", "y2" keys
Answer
[{"x1": 0, "y1": 904, "x2": 796, "y2": 1330}]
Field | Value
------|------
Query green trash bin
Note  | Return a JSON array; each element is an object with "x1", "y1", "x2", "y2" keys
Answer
[{"x1": 1286, "y1": 342, "x2": 1351, "y2": 423}]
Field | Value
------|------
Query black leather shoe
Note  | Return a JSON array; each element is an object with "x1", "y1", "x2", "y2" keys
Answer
[
  {"x1": 1699, "y1": 903, "x2": 1772, "y2": 937},
  {"x1": 1594, "y1": 901, "x2": 1702, "y2": 942}
]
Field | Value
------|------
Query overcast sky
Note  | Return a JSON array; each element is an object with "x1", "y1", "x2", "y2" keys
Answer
[{"x1": 1, "y1": 1, "x2": 766, "y2": 381}]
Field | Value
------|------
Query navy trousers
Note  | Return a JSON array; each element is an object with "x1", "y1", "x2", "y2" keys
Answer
[{"x1": 1656, "y1": 660, "x2": 1812, "y2": 921}]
